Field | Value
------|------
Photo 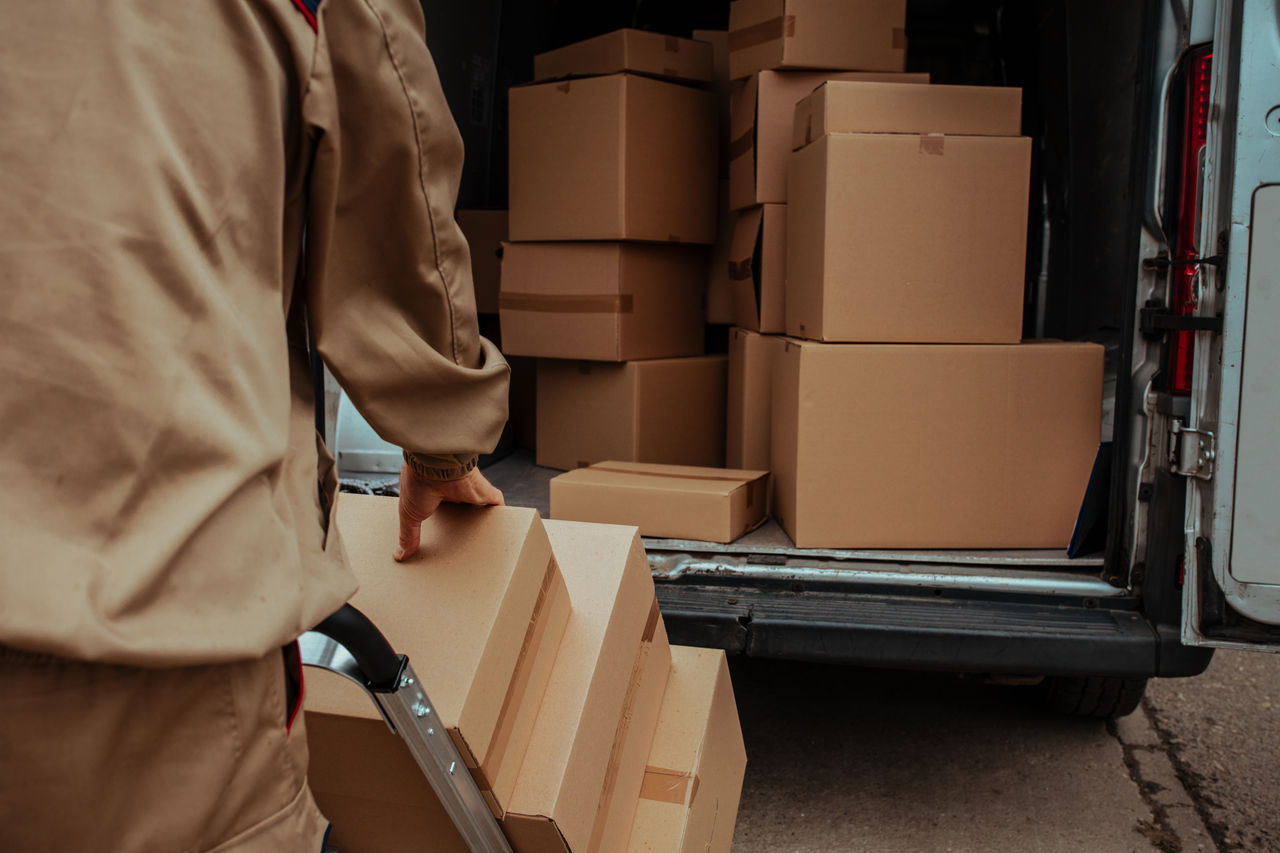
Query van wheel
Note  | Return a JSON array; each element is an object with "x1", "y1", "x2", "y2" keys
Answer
[{"x1": 1038, "y1": 675, "x2": 1148, "y2": 719}]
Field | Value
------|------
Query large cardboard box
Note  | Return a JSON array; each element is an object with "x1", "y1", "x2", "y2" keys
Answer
[
  {"x1": 509, "y1": 74, "x2": 717, "y2": 244},
  {"x1": 499, "y1": 242, "x2": 706, "y2": 362},
  {"x1": 787, "y1": 132, "x2": 1031, "y2": 343},
  {"x1": 728, "y1": 0, "x2": 907, "y2": 80},
  {"x1": 771, "y1": 340, "x2": 1104, "y2": 548},
  {"x1": 728, "y1": 69, "x2": 927, "y2": 211},
  {"x1": 534, "y1": 29, "x2": 713, "y2": 85},
  {"x1": 307, "y1": 498, "x2": 571, "y2": 825},
  {"x1": 626, "y1": 646, "x2": 747, "y2": 853},
  {"x1": 728, "y1": 204, "x2": 786, "y2": 332},
  {"x1": 727, "y1": 328, "x2": 786, "y2": 470},
  {"x1": 537, "y1": 356, "x2": 728, "y2": 471},
  {"x1": 457, "y1": 209, "x2": 507, "y2": 315},
  {"x1": 793, "y1": 80, "x2": 1023, "y2": 150},
  {"x1": 504, "y1": 520, "x2": 672, "y2": 853},
  {"x1": 550, "y1": 462, "x2": 770, "y2": 543}
]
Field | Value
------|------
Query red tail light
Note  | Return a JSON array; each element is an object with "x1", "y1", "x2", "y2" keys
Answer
[{"x1": 1167, "y1": 47, "x2": 1213, "y2": 394}]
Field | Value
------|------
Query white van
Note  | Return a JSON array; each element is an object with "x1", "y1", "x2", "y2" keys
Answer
[{"x1": 334, "y1": 0, "x2": 1280, "y2": 718}]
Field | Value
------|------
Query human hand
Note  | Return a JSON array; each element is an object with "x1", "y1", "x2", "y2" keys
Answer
[{"x1": 394, "y1": 465, "x2": 505, "y2": 561}]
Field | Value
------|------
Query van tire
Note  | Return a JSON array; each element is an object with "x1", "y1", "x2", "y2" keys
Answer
[{"x1": 1039, "y1": 675, "x2": 1148, "y2": 718}]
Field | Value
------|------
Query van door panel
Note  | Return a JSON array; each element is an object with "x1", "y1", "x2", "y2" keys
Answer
[{"x1": 1183, "y1": 0, "x2": 1280, "y2": 644}]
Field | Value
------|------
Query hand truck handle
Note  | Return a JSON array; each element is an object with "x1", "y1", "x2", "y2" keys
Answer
[{"x1": 308, "y1": 603, "x2": 406, "y2": 692}]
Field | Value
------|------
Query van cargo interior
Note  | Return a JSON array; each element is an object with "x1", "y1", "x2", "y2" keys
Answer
[{"x1": 325, "y1": 0, "x2": 1205, "y2": 677}]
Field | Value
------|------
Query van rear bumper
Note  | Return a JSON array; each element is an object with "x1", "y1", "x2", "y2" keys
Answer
[{"x1": 655, "y1": 579, "x2": 1213, "y2": 679}]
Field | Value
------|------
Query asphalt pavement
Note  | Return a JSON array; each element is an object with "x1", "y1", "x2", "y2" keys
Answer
[{"x1": 729, "y1": 649, "x2": 1277, "y2": 852}]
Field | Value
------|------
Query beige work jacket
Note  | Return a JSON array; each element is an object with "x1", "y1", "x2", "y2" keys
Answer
[{"x1": 0, "y1": 0, "x2": 509, "y2": 666}]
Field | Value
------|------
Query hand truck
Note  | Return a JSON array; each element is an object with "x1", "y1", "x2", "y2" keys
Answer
[{"x1": 300, "y1": 603, "x2": 514, "y2": 853}]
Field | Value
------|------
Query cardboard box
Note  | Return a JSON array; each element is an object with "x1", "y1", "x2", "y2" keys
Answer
[
  {"x1": 307, "y1": 702, "x2": 471, "y2": 853},
  {"x1": 691, "y1": 29, "x2": 733, "y2": 177},
  {"x1": 550, "y1": 462, "x2": 769, "y2": 543},
  {"x1": 457, "y1": 209, "x2": 507, "y2": 315},
  {"x1": 728, "y1": 0, "x2": 907, "y2": 80},
  {"x1": 728, "y1": 69, "x2": 928, "y2": 211},
  {"x1": 728, "y1": 204, "x2": 786, "y2": 332},
  {"x1": 786, "y1": 132, "x2": 1031, "y2": 343},
  {"x1": 504, "y1": 520, "x2": 672, "y2": 853},
  {"x1": 792, "y1": 81, "x2": 1023, "y2": 150},
  {"x1": 706, "y1": 180, "x2": 735, "y2": 325},
  {"x1": 499, "y1": 242, "x2": 706, "y2": 362},
  {"x1": 625, "y1": 646, "x2": 747, "y2": 853},
  {"x1": 307, "y1": 497, "x2": 571, "y2": 819},
  {"x1": 534, "y1": 29, "x2": 713, "y2": 85},
  {"x1": 509, "y1": 74, "x2": 717, "y2": 244},
  {"x1": 771, "y1": 340, "x2": 1104, "y2": 548},
  {"x1": 727, "y1": 328, "x2": 786, "y2": 470},
  {"x1": 537, "y1": 356, "x2": 728, "y2": 471}
]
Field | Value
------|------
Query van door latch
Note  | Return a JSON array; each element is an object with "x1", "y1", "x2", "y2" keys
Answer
[
  {"x1": 1143, "y1": 253, "x2": 1224, "y2": 271},
  {"x1": 1171, "y1": 423, "x2": 1216, "y2": 480},
  {"x1": 1139, "y1": 304, "x2": 1224, "y2": 338}
]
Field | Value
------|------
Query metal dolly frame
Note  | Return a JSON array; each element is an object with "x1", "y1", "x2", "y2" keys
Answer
[{"x1": 300, "y1": 604, "x2": 514, "y2": 853}]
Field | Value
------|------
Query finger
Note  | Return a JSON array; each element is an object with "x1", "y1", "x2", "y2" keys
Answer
[{"x1": 394, "y1": 496, "x2": 422, "y2": 562}]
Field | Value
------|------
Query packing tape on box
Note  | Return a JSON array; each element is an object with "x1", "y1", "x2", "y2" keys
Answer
[
  {"x1": 728, "y1": 258, "x2": 754, "y2": 281},
  {"x1": 728, "y1": 129, "x2": 754, "y2": 161},
  {"x1": 455, "y1": 555, "x2": 561, "y2": 808},
  {"x1": 919, "y1": 133, "x2": 945, "y2": 156},
  {"x1": 587, "y1": 465, "x2": 762, "y2": 486},
  {"x1": 728, "y1": 15, "x2": 796, "y2": 52},
  {"x1": 587, "y1": 598, "x2": 662, "y2": 850},
  {"x1": 499, "y1": 293, "x2": 634, "y2": 314},
  {"x1": 639, "y1": 766, "x2": 701, "y2": 806}
]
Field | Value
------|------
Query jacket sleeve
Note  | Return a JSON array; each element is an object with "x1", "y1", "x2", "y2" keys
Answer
[{"x1": 301, "y1": 0, "x2": 508, "y2": 478}]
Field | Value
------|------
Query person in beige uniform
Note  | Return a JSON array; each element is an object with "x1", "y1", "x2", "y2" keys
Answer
[{"x1": 0, "y1": 0, "x2": 507, "y2": 848}]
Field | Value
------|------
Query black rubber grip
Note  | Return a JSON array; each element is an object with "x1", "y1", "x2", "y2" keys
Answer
[{"x1": 310, "y1": 604, "x2": 406, "y2": 692}]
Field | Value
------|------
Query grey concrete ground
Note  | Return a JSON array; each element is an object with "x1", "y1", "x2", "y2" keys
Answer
[{"x1": 729, "y1": 650, "x2": 1277, "y2": 852}]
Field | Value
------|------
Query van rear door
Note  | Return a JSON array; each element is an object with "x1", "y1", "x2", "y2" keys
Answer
[{"x1": 1182, "y1": 0, "x2": 1280, "y2": 648}]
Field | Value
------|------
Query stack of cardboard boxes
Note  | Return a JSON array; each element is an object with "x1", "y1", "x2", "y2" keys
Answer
[
  {"x1": 305, "y1": 496, "x2": 747, "y2": 851},
  {"x1": 715, "y1": 1, "x2": 923, "y2": 472},
  {"x1": 745, "y1": 77, "x2": 1104, "y2": 549},
  {"x1": 501, "y1": 30, "x2": 729, "y2": 472}
]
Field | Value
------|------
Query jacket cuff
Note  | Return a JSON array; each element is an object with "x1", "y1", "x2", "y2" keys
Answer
[{"x1": 403, "y1": 450, "x2": 478, "y2": 481}]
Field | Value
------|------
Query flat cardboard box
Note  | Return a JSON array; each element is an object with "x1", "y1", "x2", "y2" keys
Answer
[
  {"x1": 727, "y1": 328, "x2": 786, "y2": 471},
  {"x1": 499, "y1": 242, "x2": 706, "y2": 362},
  {"x1": 706, "y1": 179, "x2": 735, "y2": 325},
  {"x1": 728, "y1": 204, "x2": 786, "y2": 332},
  {"x1": 307, "y1": 497, "x2": 571, "y2": 819},
  {"x1": 550, "y1": 462, "x2": 769, "y2": 543},
  {"x1": 509, "y1": 74, "x2": 717, "y2": 244},
  {"x1": 786, "y1": 132, "x2": 1031, "y2": 343},
  {"x1": 457, "y1": 209, "x2": 507, "y2": 315},
  {"x1": 626, "y1": 646, "x2": 747, "y2": 853},
  {"x1": 504, "y1": 520, "x2": 671, "y2": 853},
  {"x1": 793, "y1": 81, "x2": 1023, "y2": 150},
  {"x1": 537, "y1": 356, "x2": 728, "y2": 471},
  {"x1": 771, "y1": 340, "x2": 1104, "y2": 548},
  {"x1": 728, "y1": 69, "x2": 928, "y2": 210},
  {"x1": 691, "y1": 29, "x2": 733, "y2": 177},
  {"x1": 728, "y1": 0, "x2": 907, "y2": 80},
  {"x1": 534, "y1": 29, "x2": 713, "y2": 85}
]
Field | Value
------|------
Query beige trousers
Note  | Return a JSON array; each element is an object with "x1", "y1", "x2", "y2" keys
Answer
[{"x1": 0, "y1": 646, "x2": 329, "y2": 852}]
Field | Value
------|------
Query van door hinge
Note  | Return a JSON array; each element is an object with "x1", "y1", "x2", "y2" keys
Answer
[
  {"x1": 1142, "y1": 252, "x2": 1225, "y2": 272},
  {"x1": 1170, "y1": 423, "x2": 1216, "y2": 480}
]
